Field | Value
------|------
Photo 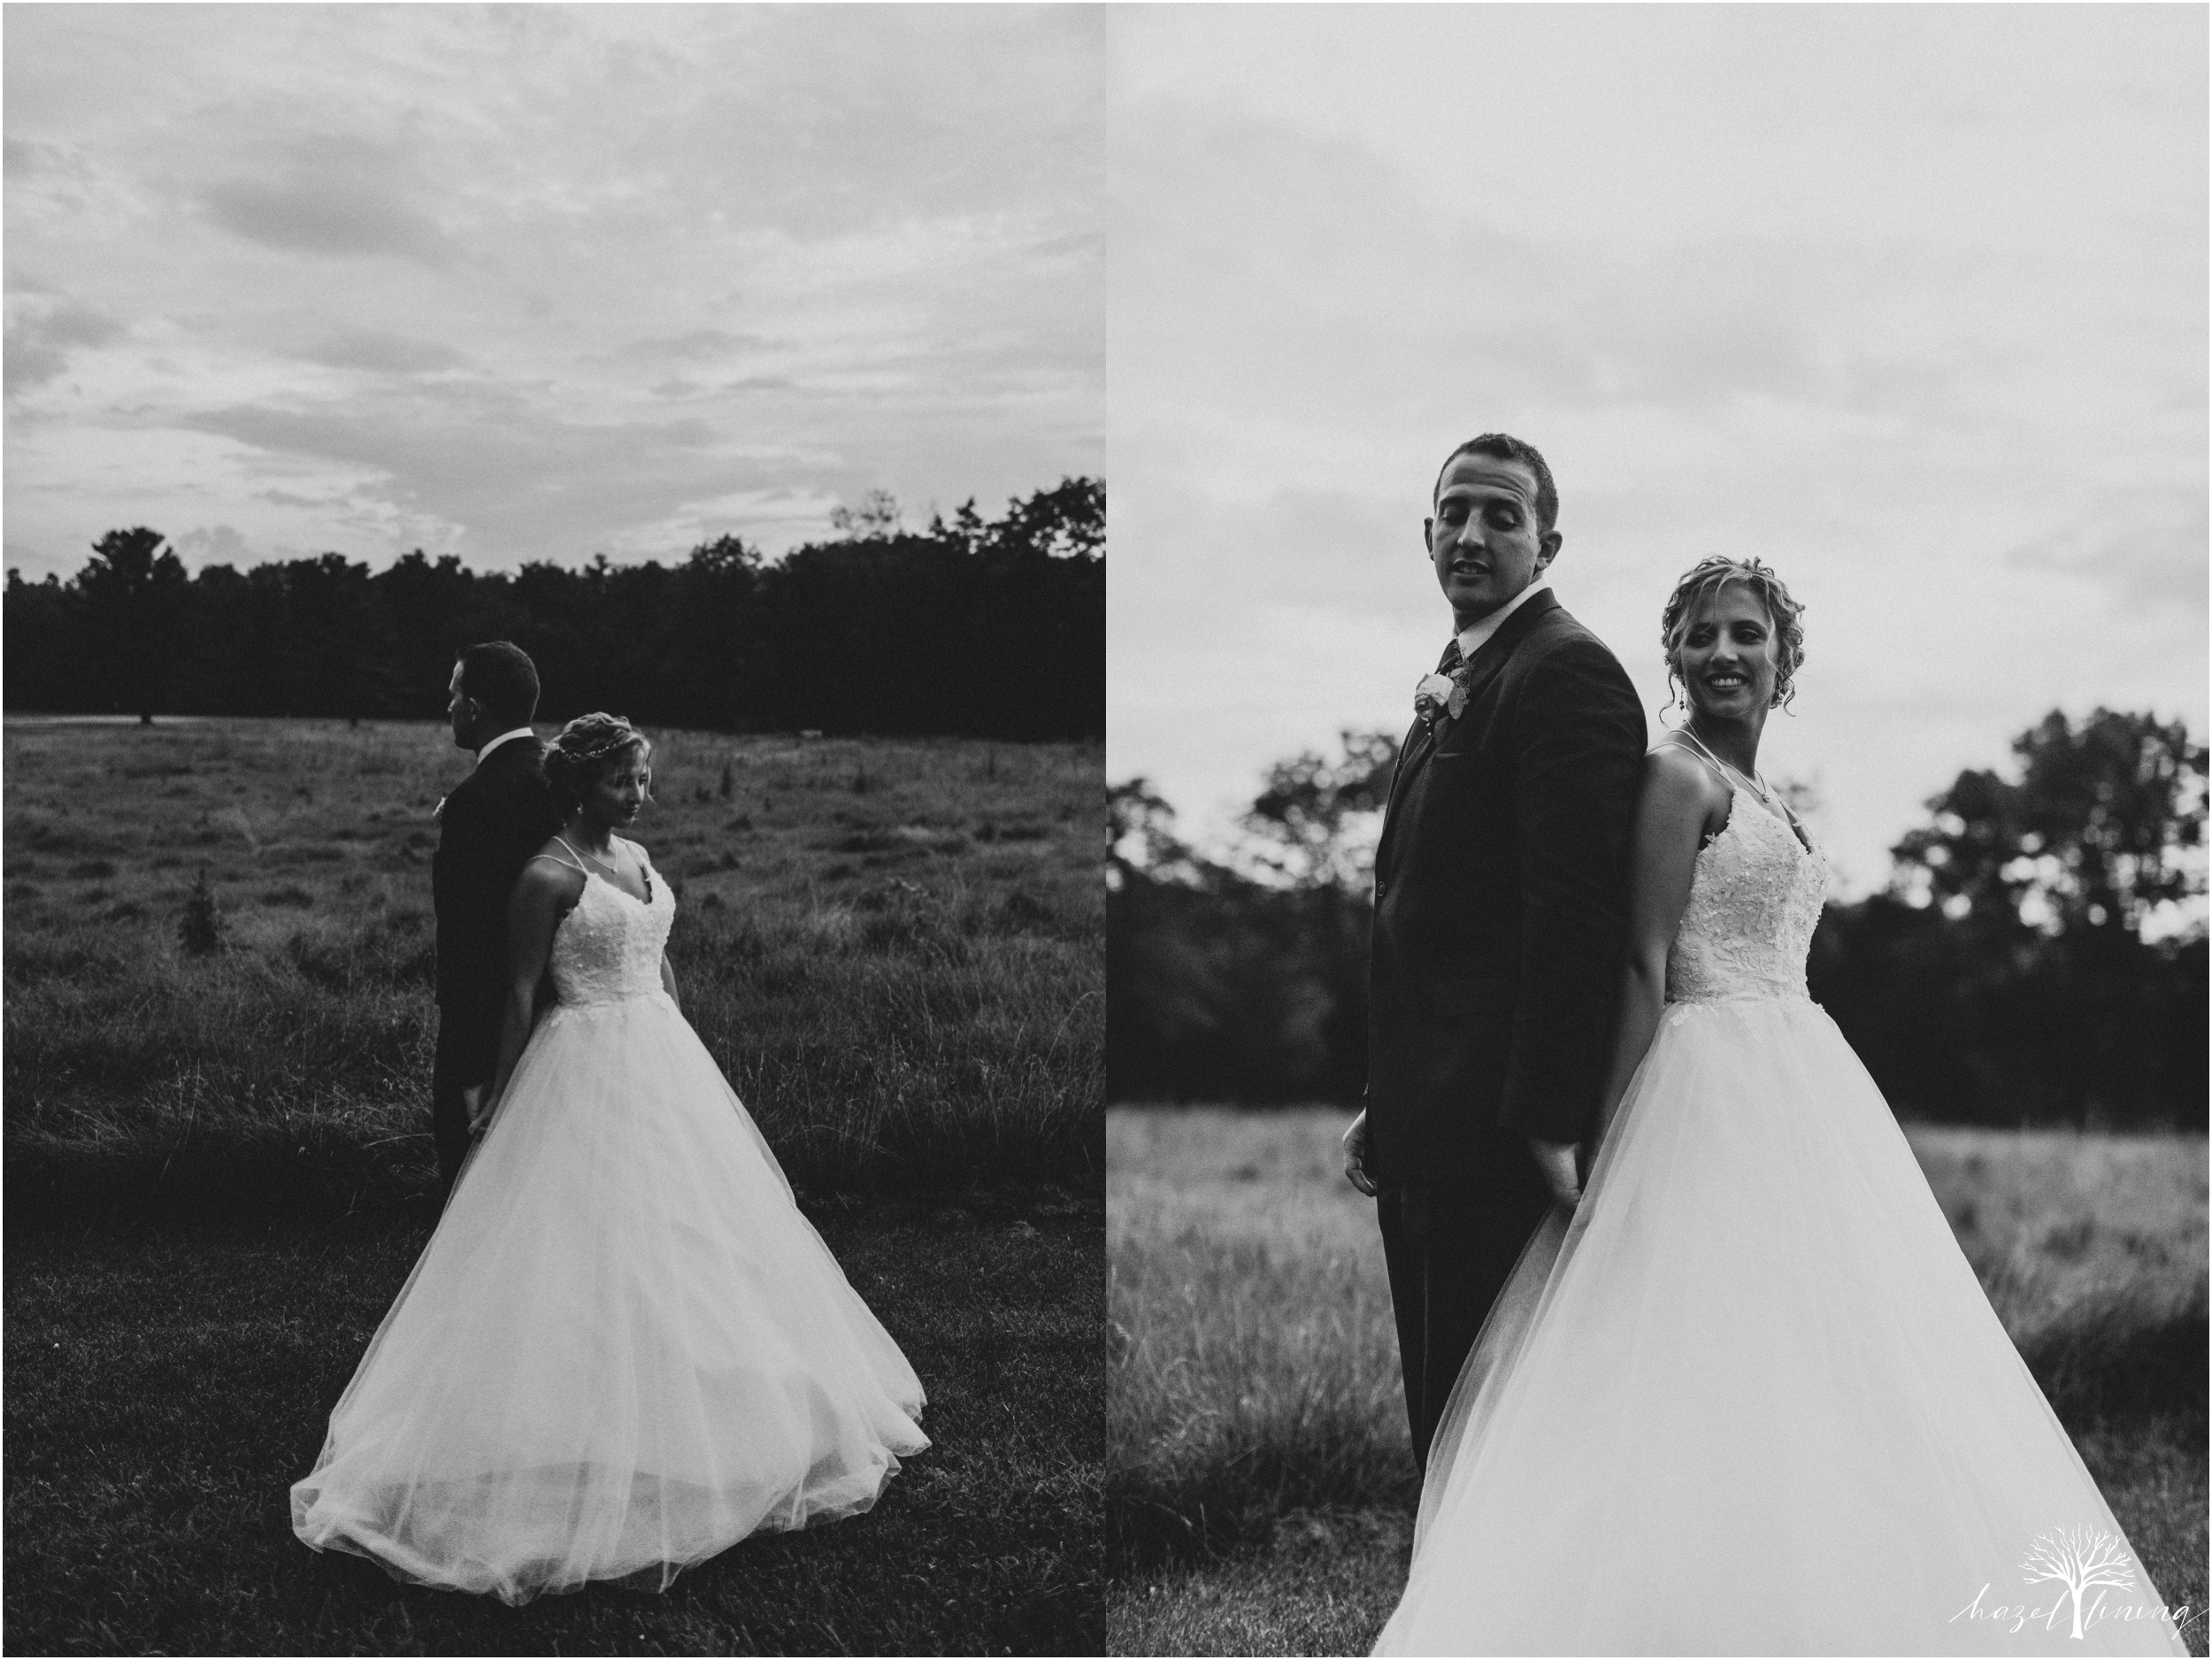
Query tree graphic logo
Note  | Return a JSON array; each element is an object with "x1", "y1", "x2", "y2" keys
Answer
[{"x1": 2021, "y1": 1526, "x2": 2138, "y2": 1640}]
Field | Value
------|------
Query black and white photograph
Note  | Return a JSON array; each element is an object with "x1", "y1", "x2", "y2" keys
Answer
[
  {"x1": 9, "y1": 3, "x2": 2210, "y2": 1657},
  {"x1": 1105, "y1": 7, "x2": 2206, "y2": 1656},
  {"x1": 4, "y1": 7, "x2": 1102, "y2": 1654}
]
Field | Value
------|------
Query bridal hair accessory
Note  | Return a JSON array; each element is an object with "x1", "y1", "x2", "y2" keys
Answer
[
  {"x1": 545, "y1": 712, "x2": 656, "y2": 810},
  {"x1": 1659, "y1": 555, "x2": 1807, "y2": 716},
  {"x1": 1414, "y1": 642, "x2": 1471, "y2": 728}
]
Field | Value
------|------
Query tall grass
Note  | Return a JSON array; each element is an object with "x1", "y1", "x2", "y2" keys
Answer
[
  {"x1": 4, "y1": 719, "x2": 1102, "y2": 1219},
  {"x1": 1108, "y1": 1111, "x2": 1410, "y2": 1569},
  {"x1": 1108, "y1": 1107, "x2": 2208, "y2": 1650}
]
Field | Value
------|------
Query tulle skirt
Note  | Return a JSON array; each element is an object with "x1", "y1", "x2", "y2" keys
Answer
[
  {"x1": 1375, "y1": 996, "x2": 2186, "y2": 1656},
  {"x1": 291, "y1": 991, "x2": 927, "y2": 1604}
]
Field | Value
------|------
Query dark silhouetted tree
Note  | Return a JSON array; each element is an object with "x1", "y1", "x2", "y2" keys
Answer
[
  {"x1": 78, "y1": 527, "x2": 188, "y2": 723},
  {"x1": 3, "y1": 480, "x2": 1103, "y2": 742},
  {"x1": 1892, "y1": 709, "x2": 2206, "y2": 941},
  {"x1": 1240, "y1": 729, "x2": 1398, "y2": 890}
]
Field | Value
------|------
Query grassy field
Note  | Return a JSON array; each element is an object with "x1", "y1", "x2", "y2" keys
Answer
[
  {"x1": 4, "y1": 717, "x2": 1102, "y2": 1212},
  {"x1": 3, "y1": 717, "x2": 1104, "y2": 1654},
  {"x1": 1107, "y1": 1106, "x2": 2208, "y2": 1656}
]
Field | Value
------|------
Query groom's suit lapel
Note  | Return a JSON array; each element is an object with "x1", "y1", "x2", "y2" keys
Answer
[
  {"x1": 1383, "y1": 588, "x2": 1563, "y2": 833},
  {"x1": 1449, "y1": 588, "x2": 1560, "y2": 726}
]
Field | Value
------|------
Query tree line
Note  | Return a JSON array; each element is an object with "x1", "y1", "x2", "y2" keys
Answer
[
  {"x1": 1110, "y1": 708, "x2": 2207, "y2": 1130},
  {"x1": 2, "y1": 478, "x2": 1104, "y2": 741}
]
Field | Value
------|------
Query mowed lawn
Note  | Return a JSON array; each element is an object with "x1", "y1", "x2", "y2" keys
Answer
[
  {"x1": 1107, "y1": 1107, "x2": 2209, "y2": 1657},
  {"x1": 3, "y1": 718, "x2": 1104, "y2": 1654}
]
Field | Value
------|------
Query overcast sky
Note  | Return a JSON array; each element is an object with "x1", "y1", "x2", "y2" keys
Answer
[
  {"x1": 4, "y1": 5, "x2": 1102, "y2": 578},
  {"x1": 1106, "y1": 4, "x2": 2208, "y2": 895}
]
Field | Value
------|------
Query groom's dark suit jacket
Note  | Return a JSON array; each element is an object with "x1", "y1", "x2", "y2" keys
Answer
[
  {"x1": 1367, "y1": 590, "x2": 1646, "y2": 1186},
  {"x1": 430, "y1": 736, "x2": 561, "y2": 1185}
]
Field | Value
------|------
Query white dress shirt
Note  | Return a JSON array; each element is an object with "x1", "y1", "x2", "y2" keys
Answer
[
  {"x1": 476, "y1": 726, "x2": 535, "y2": 764},
  {"x1": 1455, "y1": 577, "x2": 1551, "y2": 665}
]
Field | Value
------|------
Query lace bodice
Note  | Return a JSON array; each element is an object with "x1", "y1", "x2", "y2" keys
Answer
[
  {"x1": 549, "y1": 849, "x2": 676, "y2": 1008},
  {"x1": 1665, "y1": 795, "x2": 1827, "y2": 1004}
]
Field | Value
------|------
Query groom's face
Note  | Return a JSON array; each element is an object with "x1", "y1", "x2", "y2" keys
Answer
[
  {"x1": 447, "y1": 662, "x2": 480, "y2": 750},
  {"x1": 1426, "y1": 455, "x2": 1560, "y2": 626}
]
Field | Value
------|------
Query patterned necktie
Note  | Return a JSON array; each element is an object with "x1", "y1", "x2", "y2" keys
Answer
[{"x1": 1415, "y1": 640, "x2": 1467, "y2": 727}]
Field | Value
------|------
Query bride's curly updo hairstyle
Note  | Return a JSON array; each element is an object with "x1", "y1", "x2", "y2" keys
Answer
[
  {"x1": 1660, "y1": 556, "x2": 1807, "y2": 715},
  {"x1": 544, "y1": 712, "x2": 655, "y2": 813}
]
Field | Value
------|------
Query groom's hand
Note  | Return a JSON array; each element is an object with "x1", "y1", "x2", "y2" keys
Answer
[
  {"x1": 462, "y1": 1083, "x2": 490, "y2": 1135},
  {"x1": 1341, "y1": 1109, "x2": 1379, "y2": 1197},
  {"x1": 1527, "y1": 1135, "x2": 1581, "y2": 1210}
]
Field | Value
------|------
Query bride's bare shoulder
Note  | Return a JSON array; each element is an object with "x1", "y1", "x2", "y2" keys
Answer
[
  {"x1": 1640, "y1": 740, "x2": 1732, "y2": 839},
  {"x1": 519, "y1": 839, "x2": 588, "y2": 895},
  {"x1": 1641, "y1": 738, "x2": 1717, "y2": 795}
]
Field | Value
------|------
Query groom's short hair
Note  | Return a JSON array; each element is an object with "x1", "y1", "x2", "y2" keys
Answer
[
  {"x1": 1434, "y1": 434, "x2": 1558, "y2": 534},
  {"x1": 455, "y1": 641, "x2": 540, "y2": 728}
]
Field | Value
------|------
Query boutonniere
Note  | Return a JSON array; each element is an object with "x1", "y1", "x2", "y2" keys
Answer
[
  {"x1": 434, "y1": 795, "x2": 447, "y2": 821},
  {"x1": 1413, "y1": 666, "x2": 1471, "y2": 728}
]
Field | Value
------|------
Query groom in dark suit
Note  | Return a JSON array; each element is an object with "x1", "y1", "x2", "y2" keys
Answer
[
  {"x1": 1343, "y1": 434, "x2": 1646, "y2": 1477},
  {"x1": 432, "y1": 641, "x2": 561, "y2": 1202}
]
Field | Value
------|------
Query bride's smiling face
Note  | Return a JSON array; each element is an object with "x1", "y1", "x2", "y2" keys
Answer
[
  {"x1": 1675, "y1": 584, "x2": 1779, "y2": 720},
  {"x1": 582, "y1": 749, "x2": 652, "y2": 829}
]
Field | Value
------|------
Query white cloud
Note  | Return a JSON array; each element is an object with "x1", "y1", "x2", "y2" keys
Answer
[
  {"x1": 4, "y1": 6, "x2": 1102, "y2": 578},
  {"x1": 1107, "y1": 5, "x2": 2207, "y2": 895}
]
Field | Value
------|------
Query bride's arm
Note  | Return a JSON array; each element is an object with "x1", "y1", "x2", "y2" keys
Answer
[
  {"x1": 659, "y1": 953, "x2": 680, "y2": 1013},
  {"x1": 1589, "y1": 749, "x2": 1725, "y2": 1149},
  {"x1": 481, "y1": 860, "x2": 580, "y2": 1126}
]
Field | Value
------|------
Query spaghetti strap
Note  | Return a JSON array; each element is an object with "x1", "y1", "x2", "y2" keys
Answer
[
  {"x1": 1667, "y1": 727, "x2": 1812, "y2": 853},
  {"x1": 531, "y1": 838, "x2": 589, "y2": 875}
]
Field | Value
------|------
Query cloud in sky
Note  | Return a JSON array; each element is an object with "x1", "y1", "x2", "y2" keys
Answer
[
  {"x1": 1105, "y1": 4, "x2": 2207, "y2": 895},
  {"x1": 3, "y1": 4, "x2": 1102, "y2": 578}
]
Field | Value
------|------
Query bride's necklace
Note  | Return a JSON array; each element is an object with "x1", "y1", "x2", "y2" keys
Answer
[
  {"x1": 1678, "y1": 722, "x2": 1777, "y2": 809},
  {"x1": 572, "y1": 833, "x2": 650, "y2": 896}
]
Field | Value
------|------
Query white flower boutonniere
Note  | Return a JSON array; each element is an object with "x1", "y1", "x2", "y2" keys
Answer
[{"x1": 1413, "y1": 669, "x2": 1471, "y2": 728}]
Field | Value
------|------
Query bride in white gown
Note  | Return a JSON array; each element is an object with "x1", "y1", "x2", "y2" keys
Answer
[
  {"x1": 293, "y1": 714, "x2": 926, "y2": 1604},
  {"x1": 1375, "y1": 559, "x2": 2186, "y2": 1656}
]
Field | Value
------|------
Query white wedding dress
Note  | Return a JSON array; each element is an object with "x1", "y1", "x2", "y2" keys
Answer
[
  {"x1": 292, "y1": 840, "x2": 927, "y2": 1604},
  {"x1": 1375, "y1": 788, "x2": 2186, "y2": 1656}
]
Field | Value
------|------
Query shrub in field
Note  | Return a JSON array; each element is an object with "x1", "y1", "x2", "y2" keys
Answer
[{"x1": 177, "y1": 867, "x2": 225, "y2": 955}]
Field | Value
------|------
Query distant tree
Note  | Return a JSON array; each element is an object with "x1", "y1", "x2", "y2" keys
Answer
[
  {"x1": 829, "y1": 489, "x2": 902, "y2": 540},
  {"x1": 983, "y1": 476, "x2": 1104, "y2": 561},
  {"x1": 1, "y1": 478, "x2": 1104, "y2": 741},
  {"x1": 78, "y1": 527, "x2": 188, "y2": 723},
  {"x1": 3, "y1": 568, "x2": 77, "y2": 710},
  {"x1": 1818, "y1": 708, "x2": 2207, "y2": 1127},
  {"x1": 1107, "y1": 765, "x2": 1375, "y2": 1104},
  {"x1": 664, "y1": 534, "x2": 762, "y2": 730},
  {"x1": 1109, "y1": 777, "x2": 1191, "y2": 885},
  {"x1": 1240, "y1": 729, "x2": 1398, "y2": 891},
  {"x1": 1892, "y1": 709, "x2": 2207, "y2": 942},
  {"x1": 1110, "y1": 709, "x2": 2206, "y2": 1123},
  {"x1": 928, "y1": 497, "x2": 989, "y2": 553}
]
